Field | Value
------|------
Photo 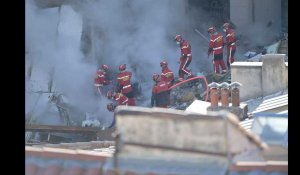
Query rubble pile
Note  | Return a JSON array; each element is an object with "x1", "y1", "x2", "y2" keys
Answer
[{"x1": 170, "y1": 78, "x2": 207, "y2": 110}]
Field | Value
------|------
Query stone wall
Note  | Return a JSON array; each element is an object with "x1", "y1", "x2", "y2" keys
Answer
[{"x1": 231, "y1": 54, "x2": 288, "y2": 101}]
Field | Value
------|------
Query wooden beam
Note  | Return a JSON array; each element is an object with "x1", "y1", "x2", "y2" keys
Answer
[
  {"x1": 31, "y1": 141, "x2": 115, "y2": 150},
  {"x1": 25, "y1": 124, "x2": 111, "y2": 134}
]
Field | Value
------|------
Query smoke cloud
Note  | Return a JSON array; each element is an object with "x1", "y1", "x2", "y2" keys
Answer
[{"x1": 26, "y1": 0, "x2": 224, "y2": 125}]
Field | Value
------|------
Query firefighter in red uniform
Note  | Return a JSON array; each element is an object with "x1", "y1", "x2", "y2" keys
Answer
[
  {"x1": 207, "y1": 27, "x2": 227, "y2": 74},
  {"x1": 116, "y1": 64, "x2": 136, "y2": 106},
  {"x1": 160, "y1": 61, "x2": 174, "y2": 88},
  {"x1": 151, "y1": 73, "x2": 170, "y2": 108},
  {"x1": 94, "y1": 64, "x2": 112, "y2": 96},
  {"x1": 106, "y1": 91, "x2": 129, "y2": 106},
  {"x1": 223, "y1": 23, "x2": 236, "y2": 69},
  {"x1": 174, "y1": 35, "x2": 193, "y2": 81}
]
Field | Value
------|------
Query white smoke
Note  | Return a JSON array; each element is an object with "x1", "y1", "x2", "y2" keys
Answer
[
  {"x1": 25, "y1": 0, "x2": 213, "y2": 121},
  {"x1": 80, "y1": 0, "x2": 190, "y2": 80},
  {"x1": 28, "y1": 0, "x2": 257, "y2": 124}
]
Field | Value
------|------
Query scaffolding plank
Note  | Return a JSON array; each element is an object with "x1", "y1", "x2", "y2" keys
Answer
[{"x1": 26, "y1": 124, "x2": 108, "y2": 134}]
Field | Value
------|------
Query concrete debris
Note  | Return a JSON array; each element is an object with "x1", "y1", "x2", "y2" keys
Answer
[
  {"x1": 170, "y1": 78, "x2": 207, "y2": 110},
  {"x1": 82, "y1": 119, "x2": 101, "y2": 127},
  {"x1": 244, "y1": 51, "x2": 257, "y2": 58},
  {"x1": 82, "y1": 113, "x2": 101, "y2": 127},
  {"x1": 244, "y1": 34, "x2": 288, "y2": 62},
  {"x1": 247, "y1": 53, "x2": 262, "y2": 62}
]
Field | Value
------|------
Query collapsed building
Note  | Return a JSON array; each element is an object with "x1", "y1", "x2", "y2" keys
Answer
[{"x1": 26, "y1": 0, "x2": 288, "y2": 174}]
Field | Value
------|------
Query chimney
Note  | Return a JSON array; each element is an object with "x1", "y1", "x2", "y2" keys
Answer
[
  {"x1": 230, "y1": 82, "x2": 242, "y2": 107},
  {"x1": 220, "y1": 82, "x2": 230, "y2": 107},
  {"x1": 208, "y1": 82, "x2": 220, "y2": 107}
]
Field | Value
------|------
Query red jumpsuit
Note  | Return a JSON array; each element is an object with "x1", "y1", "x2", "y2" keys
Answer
[
  {"x1": 225, "y1": 28, "x2": 236, "y2": 68},
  {"x1": 208, "y1": 33, "x2": 227, "y2": 74},
  {"x1": 151, "y1": 81, "x2": 170, "y2": 108},
  {"x1": 113, "y1": 93, "x2": 129, "y2": 106},
  {"x1": 94, "y1": 70, "x2": 111, "y2": 96},
  {"x1": 160, "y1": 66, "x2": 174, "y2": 88},
  {"x1": 179, "y1": 40, "x2": 192, "y2": 79},
  {"x1": 116, "y1": 71, "x2": 136, "y2": 106}
]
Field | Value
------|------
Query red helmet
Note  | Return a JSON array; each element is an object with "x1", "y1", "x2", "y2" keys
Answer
[
  {"x1": 174, "y1": 35, "x2": 182, "y2": 42},
  {"x1": 101, "y1": 64, "x2": 109, "y2": 71},
  {"x1": 160, "y1": 61, "x2": 168, "y2": 68},
  {"x1": 223, "y1": 23, "x2": 231, "y2": 29},
  {"x1": 152, "y1": 73, "x2": 160, "y2": 81},
  {"x1": 106, "y1": 91, "x2": 114, "y2": 99},
  {"x1": 119, "y1": 64, "x2": 126, "y2": 71},
  {"x1": 208, "y1": 27, "x2": 216, "y2": 34}
]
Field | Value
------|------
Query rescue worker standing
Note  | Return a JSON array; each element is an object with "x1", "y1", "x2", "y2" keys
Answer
[
  {"x1": 174, "y1": 35, "x2": 193, "y2": 81},
  {"x1": 151, "y1": 73, "x2": 170, "y2": 108},
  {"x1": 94, "y1": 64, "x2": 112, "y2": 96},
  {"x1": 116, "y1": 64, "x2": 136, "y2": 106},
  {"x1": 223, "y1": 23, "x2": 236, "y2": 69},
  {"x1": 160, "y1": 61, "x2": 174, "y2": 88},
  {"x1": 207, "y1": 27, "x2": 227, "y2": 74}
]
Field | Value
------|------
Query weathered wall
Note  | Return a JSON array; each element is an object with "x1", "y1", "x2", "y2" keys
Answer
[
  {"x1": 230, "y1": 0, "x2": 253, "y2": 31},
  {"x1": 231, "y1": 54, "x2": 288, "y2": 101},
  {"x1": 262, "y1": 54, "x2": 288, "y2": 96},
  {"x1": 113, "y1": 106, "x2": 265, "y2": 174},
  {"x1": 254, "y1": 0, "x2": 281, "y2": 32},
  {"x1": 231, "y1": 62, "x2": 263, "y2": 101},
  {"x1": 230, "y1": 0, "x2": 281, "y2": 36}
]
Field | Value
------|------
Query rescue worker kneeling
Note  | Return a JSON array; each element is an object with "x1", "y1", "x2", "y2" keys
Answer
[
  {"x1": 151, "y1": 73, "x2": 170, "y2": 108},
  {"x1": 107, "y1": 91, "x2": 130, "y2": 106},
  {"x1": 106, "y1": 91, "x2": 130, "y2": 113}
]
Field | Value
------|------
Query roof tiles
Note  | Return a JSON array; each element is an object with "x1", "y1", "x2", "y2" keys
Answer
[{"x1": 26, "y1": 146, "x2": 110, "y2": 175}]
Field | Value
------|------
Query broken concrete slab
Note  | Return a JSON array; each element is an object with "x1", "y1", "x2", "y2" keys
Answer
[{"x1": 185, "y1": 100, "x2": 211, "y2": 115}]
